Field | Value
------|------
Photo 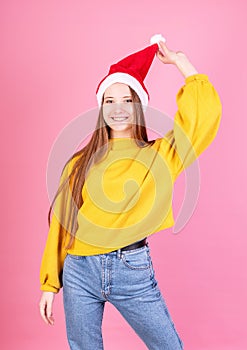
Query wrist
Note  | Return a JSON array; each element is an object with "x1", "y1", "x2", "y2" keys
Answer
[{"x1": 174, "y1": 54, "x2": 198, "y2": 79}]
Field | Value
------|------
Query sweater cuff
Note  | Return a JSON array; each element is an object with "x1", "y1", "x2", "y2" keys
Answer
[
  {"x1": 185, "y1": 73, "x2": 209, "y2": 84},
  {"x1": 40, "y1": 284, "x2": 60, "y2": 294}
]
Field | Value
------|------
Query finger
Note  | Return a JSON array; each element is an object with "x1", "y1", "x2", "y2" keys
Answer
[
  {"x1": 48, "y1": 315, "x2": 55, "y2": 325},
  {"x1": 39, "y1": 304, "x2": 49, "y2": 325},
  {"x1": 156, "y1": 50, "x2": 169, "y2": 64},
  {"x1": 157, "y1": 49, "x2": 165, "y2": 58},
  {"x1": 46, "y1": 304, "x2": 55, "y2": 325},
  {"x1": 159, "y1": 41, "x2": 170, "y2": 55}
]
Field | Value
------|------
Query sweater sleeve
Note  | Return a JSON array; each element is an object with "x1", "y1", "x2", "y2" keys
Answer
[
  {"x1": 159, "y1": 74, "x2": 222, "y2": 180},
  {"x1": 39, "y1": 157, "x2": 76, "y2": 293}
]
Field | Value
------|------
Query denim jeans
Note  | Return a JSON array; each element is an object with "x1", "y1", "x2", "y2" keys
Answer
[{"x1": 62, "y1": 242, "x2": 184, "y2": 350}]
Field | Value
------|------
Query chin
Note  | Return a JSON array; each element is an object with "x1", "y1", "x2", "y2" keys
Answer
[{"x1": 111, "y1": 127, "x2": 131, "y2": 132}]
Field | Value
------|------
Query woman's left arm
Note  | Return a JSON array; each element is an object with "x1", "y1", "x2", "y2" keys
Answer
[{"x1": 156, "y1": 42, "x2": 222, "y2": 180}]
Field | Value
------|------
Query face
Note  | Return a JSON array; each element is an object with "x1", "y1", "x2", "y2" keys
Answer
[{"x1": 102, "y1": 83, "x2": 134, "y2": 138}]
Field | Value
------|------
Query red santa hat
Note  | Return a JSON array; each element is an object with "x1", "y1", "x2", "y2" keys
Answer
[{"x1": 96, "y1": 34, "x2": 166, "y2": 108}]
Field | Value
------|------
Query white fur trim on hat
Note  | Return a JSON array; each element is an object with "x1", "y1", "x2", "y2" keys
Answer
[
  {"x1": 150, "y1": 34, "x2": 166, "y2": 48},
  {"x1": 96, "y1": 72, "x2": 149, "y2": 109}
]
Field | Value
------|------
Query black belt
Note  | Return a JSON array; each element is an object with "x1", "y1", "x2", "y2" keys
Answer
[{"x1": 112, "y1": 238, "x2": 147, "y2": 252}]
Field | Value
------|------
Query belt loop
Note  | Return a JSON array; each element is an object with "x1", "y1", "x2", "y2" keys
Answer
[{"x1": 117, "y1": 248, "x2": 122, "y2": 259}]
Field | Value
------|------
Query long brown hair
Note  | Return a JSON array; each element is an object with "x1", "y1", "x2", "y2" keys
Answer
[{"x1": 48, "y1": 86, "x2": 155, "y2": 249}]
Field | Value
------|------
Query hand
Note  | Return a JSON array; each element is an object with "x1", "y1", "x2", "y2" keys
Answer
[
  {"x1": 156, "y1": 41, "x2": 198, "y2": 78},
  {"x1": 156, "y1": 41, "x2": 187, "y2": 65},
  {"x1": 39, "y1": 291, "x2": 55, "y2": 325}
]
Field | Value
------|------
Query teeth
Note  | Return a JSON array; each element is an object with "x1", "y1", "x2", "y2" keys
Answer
[{"x1": 112, "y1": 117, "x2": 128, "y2": 121}]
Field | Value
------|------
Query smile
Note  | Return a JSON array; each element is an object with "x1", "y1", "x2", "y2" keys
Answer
[{"x1": 111, "y1": 116, "x2": 129, "y2": 121}]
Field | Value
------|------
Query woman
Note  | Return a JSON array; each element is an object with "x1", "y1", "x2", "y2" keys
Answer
[{"x1": 39, "y1": 36, "x2": 222, "y2": 350}]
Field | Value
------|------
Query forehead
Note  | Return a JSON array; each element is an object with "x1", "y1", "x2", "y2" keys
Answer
[{"x1": 104, "y1": 83, "x2": 131, "y2": 97}]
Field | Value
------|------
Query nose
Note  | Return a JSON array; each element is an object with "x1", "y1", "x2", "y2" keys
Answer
[{"x1": 112, "y1": 103, "x2": 126, "y2": 114}]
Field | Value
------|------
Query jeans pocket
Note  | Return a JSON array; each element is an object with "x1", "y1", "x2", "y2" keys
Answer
[{"x1": 122, "y1": 248, "x2": 151, "y2": 270}]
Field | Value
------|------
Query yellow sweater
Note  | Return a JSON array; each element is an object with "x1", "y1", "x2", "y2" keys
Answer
[{"x1": 40, "y1": 74, "x2": 222, "y2": 293}]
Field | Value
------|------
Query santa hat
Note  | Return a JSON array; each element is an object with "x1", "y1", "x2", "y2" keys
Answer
[{"x1": 96, "y1": 34, "x2": 166, "y2": 108}]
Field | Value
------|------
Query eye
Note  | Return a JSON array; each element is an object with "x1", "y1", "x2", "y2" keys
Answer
[
  {"x1": 104, "y1": 100, "x2": 113, "y2": 104},
  {"x1": 125, "y1": 99, "x2": 132, "y2": 103}
]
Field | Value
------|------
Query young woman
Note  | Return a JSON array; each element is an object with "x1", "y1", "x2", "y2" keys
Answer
[{"x1": 39, "y1": 36, "x2": 222, "y2": 350}]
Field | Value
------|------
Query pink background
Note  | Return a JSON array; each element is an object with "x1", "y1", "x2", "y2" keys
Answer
[{"x1": 1, "y1": 0, "x2": 246, "y2": 349}]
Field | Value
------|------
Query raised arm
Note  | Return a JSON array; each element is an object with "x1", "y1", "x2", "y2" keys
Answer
[{"x1": 156, "y1": 42, "x2": 222, "y2": 180}]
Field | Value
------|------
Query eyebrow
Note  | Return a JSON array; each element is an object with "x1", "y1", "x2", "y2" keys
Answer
[{"x1": 104, "y1": 95, "x2": 132, "y2": 99}]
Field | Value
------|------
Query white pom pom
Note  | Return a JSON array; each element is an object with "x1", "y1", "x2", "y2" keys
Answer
[{"x1": 150, "y1": 34, "x2": 166, "y2": 48}]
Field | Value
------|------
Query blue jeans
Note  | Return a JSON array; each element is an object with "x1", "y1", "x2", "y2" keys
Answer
[{"x1": 62, "y1": 242, "x2": 184, "y2": 350}]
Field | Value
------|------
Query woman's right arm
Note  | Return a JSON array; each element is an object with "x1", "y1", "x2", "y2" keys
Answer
[
  {"x1": 38, "y1": 175, "x2": 69, "y2": 325},
  {"x1": 39, "y1": 201, "x2": 71, "y2": 325},
  {"x1": 39, "y1": 210, "x2": 70, "y2": 294},
  {"x1": 39, "y1": 156, "x2": 78, "y2": 324},
  {"x1": 39, "y1": 291, "x2": 55, "y2": 325}
]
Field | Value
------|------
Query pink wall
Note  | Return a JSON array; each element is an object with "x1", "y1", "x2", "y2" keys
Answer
[{"x1": 1, "y1": 0, "x2": 246, "y2": 349}]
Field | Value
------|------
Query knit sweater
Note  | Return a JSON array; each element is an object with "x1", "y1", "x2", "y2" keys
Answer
[{"x1": 40, "y1": 74, "x2": 222, "y2": 293}]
